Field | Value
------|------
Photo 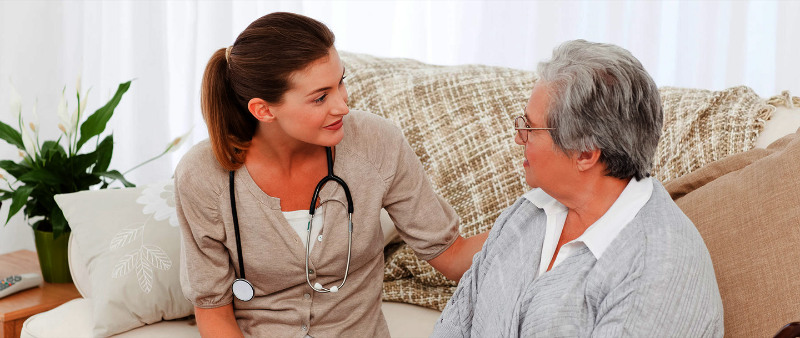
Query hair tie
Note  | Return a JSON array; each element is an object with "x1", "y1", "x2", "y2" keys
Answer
[{"x1": 225, "y1": 46, "x2": 233, "y2": 63}]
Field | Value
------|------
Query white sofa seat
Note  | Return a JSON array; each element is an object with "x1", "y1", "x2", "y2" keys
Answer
[{"x1": 22, "y1": 298, "x2": 441, "y2": 337}]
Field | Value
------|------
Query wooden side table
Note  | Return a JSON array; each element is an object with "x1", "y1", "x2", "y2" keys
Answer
[{"x1": 0, "y1": 250, "x2": 81, "y2": 338}]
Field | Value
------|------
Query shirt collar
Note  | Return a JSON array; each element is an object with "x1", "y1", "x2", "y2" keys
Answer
[
  {"x1": 578, "y1": 176, "x2": 653, "y2": 259},
  {"x1": 522, "y1": 188, "x2": 566, "y2": 215},
  {"x1": 522, "y1": 177, "x2": 654, "y2": 259}
]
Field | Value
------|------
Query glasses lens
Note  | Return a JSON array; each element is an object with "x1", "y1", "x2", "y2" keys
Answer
[{"x1": 514, "y1": 116, "x2": 527, "y2": 142}]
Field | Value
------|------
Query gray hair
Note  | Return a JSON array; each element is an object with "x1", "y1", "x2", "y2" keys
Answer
[{"x1": 537, "y1": 39, "x2": 662, "y2": 180}]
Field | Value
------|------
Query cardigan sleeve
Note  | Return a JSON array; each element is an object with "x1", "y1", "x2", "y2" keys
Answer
[
  {"x1": 431, "y1": 199, "x2": 524, "y2": 337},
  {"x1": 174, "y1": 143, "x2": 236, "y2": 308},
  {"x1": 379, "y1": 121, "x2": 460, "y2": 261}
]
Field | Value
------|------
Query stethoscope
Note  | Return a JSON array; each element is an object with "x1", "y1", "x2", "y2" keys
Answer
[{"x1": 230, "y1": 147, "x2": 354, "y2": 302}]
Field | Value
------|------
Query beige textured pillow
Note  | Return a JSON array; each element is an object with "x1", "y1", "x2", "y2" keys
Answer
[
  {"x1": 340, "y1": 51, "x2": 770, "y2": 310},
  {"x1": 55, "y1": 181, "x2": 193, "y2": 336},
  {"x1": 665, "y1": 128, "x2": 800, "y2": 338}
]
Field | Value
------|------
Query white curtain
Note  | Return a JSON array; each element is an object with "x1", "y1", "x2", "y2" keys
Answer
[{"x1": 1, "y1": 0, "x2": 797, "y2": 253}]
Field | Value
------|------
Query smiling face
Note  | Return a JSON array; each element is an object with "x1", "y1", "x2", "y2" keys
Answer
[
  {"x1": 265, "y1": 47, "x2": 349, "y2": 147},
  {"x1": 515, "y1": 83, "x2": 576, "y2": 190}
]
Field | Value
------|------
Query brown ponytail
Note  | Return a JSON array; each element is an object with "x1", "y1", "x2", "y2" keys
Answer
[
  {"x1": 201, "y1": 48, "x2": 255, "y2": 170},
  {"x1": 200, "y1": 12, "x2": 335, "y2": 170}
]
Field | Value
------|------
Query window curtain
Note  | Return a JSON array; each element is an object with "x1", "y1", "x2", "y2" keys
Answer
[{"x1": 1, "y1": 0, "x2": 797, "y2": 253}]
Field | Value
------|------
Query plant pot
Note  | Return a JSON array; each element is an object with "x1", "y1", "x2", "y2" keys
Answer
[{"x1": 33, "y1": 228, "x2": 73, "y2": 283}]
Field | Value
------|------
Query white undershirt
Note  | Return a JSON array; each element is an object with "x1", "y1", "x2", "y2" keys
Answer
[
  {"x1": 523, "y1": 177, "x2": 654, "y2": 279},
  {"x1": 283, "y1": 205, "x2": 325, "y2": 252}
]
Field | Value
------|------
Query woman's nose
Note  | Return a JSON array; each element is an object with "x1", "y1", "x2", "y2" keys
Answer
[{"x1": 332, "y1": 91, "x2": 349, "y2": 116}]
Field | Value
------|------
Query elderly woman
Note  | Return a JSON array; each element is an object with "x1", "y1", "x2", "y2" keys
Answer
[{"x1": 432, "y1": 40, "x2": 723, "y2": 337}]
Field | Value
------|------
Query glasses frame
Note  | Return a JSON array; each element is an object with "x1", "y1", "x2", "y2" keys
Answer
[{"x1": 514, "y1": 115, "x2": 554, "y2": 143}]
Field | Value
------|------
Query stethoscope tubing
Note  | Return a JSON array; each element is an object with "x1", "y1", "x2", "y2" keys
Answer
[{"x1": 229, "y1": 146, "x2": 354, "y2": 301}]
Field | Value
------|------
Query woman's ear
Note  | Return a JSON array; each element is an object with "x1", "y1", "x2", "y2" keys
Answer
[
  {"x1": 247, "y1": 98, "x2": 275, "y2": 122},
  {"x1": 575, "y1": 149, "x2": 602, "y2": 172}
]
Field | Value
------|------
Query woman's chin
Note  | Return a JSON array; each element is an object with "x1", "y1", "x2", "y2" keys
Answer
[
  {"x1": 524, "y1": 175, "x2": 539, "y2": 189},
  {"x1": 317, "y1": 132, "x2": 344, "y2": 147}
]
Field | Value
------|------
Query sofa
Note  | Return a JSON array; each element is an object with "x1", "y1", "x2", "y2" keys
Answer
[{"x1": 22, "y1": 51, "x2": 800, "y2": 337}]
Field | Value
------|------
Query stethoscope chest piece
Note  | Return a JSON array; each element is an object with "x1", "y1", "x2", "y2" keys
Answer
[{"x1": 232, "y1": 278, "x2": 254, "y2": 301}]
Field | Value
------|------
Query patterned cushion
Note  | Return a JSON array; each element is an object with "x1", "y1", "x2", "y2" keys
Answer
[
  {"x1": 340, "y1": 51, "x2": 771, "y2": 310},
  {"x1": 55, "y1": 181, "x2": 193, "y2": 336}
]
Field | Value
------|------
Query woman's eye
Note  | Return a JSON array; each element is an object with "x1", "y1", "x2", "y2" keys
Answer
[
  {"x1": 339, "y1": 75, "x2": 347, "y2": 85},
  {"x1": 314, "y1": 94, "x2": 327, "y2": 103}
]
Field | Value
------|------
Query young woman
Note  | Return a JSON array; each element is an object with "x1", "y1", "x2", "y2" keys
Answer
[{"x1": 174, "y1": 12, "x2": 487, "y2": 337}]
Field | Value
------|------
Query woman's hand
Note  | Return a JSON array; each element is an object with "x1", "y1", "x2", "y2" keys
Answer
[
  {"x1": 427, "y1": 232, "x2": 489, "y2": 281},
  {"x1": 195, "y1": 304, "x2": 245, "y2": 338}
]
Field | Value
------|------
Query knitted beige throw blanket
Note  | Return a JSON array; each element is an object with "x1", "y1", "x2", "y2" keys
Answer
[{"x1": 340, "y1": 52, "x2": 773, "y2": 310}]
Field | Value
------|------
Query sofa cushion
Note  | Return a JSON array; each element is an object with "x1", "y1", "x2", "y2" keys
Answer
[
  {"x1": 665, "y1": 127, "x2": 800, "y2": 338},
  {"x1": 22, "y1": 298, "x2": 439, "y2": 338},
  {"x1": 21, "y1": 298, "x2": 200, "y2": 338},
  {"x1": 340, "y1": 51, "x2": 771, "y2": 310},
  {"x1": 55, "y1": 181, "x2": 194, "y2": 337},
  {"x1": 755, "y1": 91, "x2": 800, "y2": 148}
]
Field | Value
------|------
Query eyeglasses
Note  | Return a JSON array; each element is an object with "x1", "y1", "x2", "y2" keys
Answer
[{"x1": 514, "y1": 115, "x2": 554, "y2": 143}]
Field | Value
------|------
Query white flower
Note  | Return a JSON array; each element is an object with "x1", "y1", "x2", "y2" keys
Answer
[
  {"x1": 79, "y1": 89, "x2": 89, "y2": 116},
  {"x1": 30, "y1": 100, "x2": 39, "y2": 142},
  {"x1": 20, "y1": 122, "x2": 36, "y2": 157},
  {"x1": 71, "y1": 90, "x2": 89, "y2": 131},
  {"x1": 136, "y1": 181, "x2": 178, "y2": 227},
  {"x1": 57, "y1": 87, "x2": 71, "y2": 134}
]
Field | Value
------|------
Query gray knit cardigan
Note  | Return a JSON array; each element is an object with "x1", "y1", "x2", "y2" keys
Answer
[{"x1": 432, "y1": 181, "x2": 724, "y2": 337}]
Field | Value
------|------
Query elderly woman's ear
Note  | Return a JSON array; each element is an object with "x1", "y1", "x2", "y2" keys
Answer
[{"x1": 575, "y1": 149, "x2": 602, "y2": 172}]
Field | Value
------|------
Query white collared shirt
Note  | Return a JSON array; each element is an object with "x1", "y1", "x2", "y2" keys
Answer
[{"x1": 523, "y1": 177, "x2": 654, "y2": 279}]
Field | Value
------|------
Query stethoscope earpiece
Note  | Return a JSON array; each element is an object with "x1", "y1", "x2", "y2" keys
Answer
[{"x1": 229, "y1": 147, "x2": 354, "y2": 301}]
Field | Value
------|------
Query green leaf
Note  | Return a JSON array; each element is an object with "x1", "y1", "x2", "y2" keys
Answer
[
  {"x1": 0, "y1": 160, "x2": 30, "y2": 178},
  {"x1": 18, "y1": 169, "x2": 61, "y2": 185},
  {"x1": 95, "y1": 170, "x2": 135, "y2": 188},
  {"x1": 0, "y1": 189, "x2": 13, "y2": 201},
  {"x1": 93, "y1": 135, "x2": 113, "y2": 173},
  {"x1": 73, "y1": 173, "x2": 101, "y2": 191},
  {"x1": 6, "y1": 185, "x2": 34, "y2": 224},
  {"x1": 0, "y1": 120, "x2": 24, "y2": 150},
  {"x1": 71, "y1": 152, "x2": 98, "y2": 176},
  {"x1": 40, "y1": 140, "x2": 66, "y2": 160},
  {"x1": 76, "y1": 81, "x2": 131, "y2": 151},
  {"x1": 50, "y1": 206, "x2": 69, "y2": 239}
]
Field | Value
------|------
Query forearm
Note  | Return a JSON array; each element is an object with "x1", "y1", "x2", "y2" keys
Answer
[
  {"x1": 195, "y1": 304, "x2": 244, "y2": 338},
  {"x1": 428, "y1": 231, "x2": 489, "y2": 281}
]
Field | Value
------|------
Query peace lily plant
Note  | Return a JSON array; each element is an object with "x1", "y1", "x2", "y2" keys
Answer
[{"x1": 0, "y1": 78, "x2": 189, "y2": 239}]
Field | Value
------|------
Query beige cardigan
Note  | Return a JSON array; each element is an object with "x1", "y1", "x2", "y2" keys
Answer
[{"x1": 174, "y1": 110, "x2": 459, "y2": 337}]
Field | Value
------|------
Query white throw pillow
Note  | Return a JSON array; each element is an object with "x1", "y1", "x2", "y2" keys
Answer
[
  {"x1": 55, "y1": 180, "x2": 193, "y2": 337},
  {"x1": 754, "y1": 104, "x2": 800, "y2": 148}
]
